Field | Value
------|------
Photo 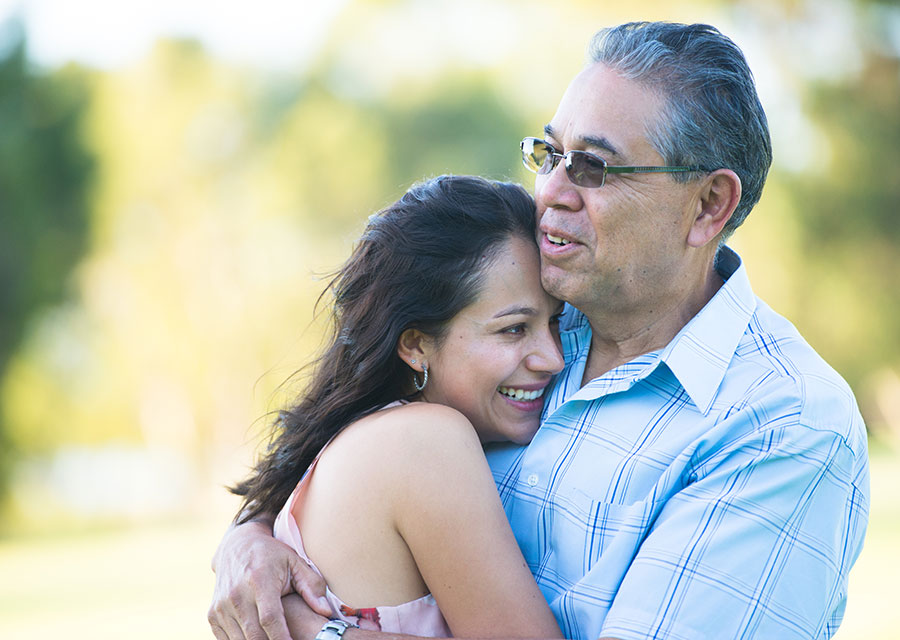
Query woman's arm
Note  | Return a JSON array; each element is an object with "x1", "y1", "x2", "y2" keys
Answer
[
  {"x1": 388, "y1": 405, "x2": 562, "y2": 639},
  {"x1": 213, "y1": 402, "x2": 564, "y2": 640}
]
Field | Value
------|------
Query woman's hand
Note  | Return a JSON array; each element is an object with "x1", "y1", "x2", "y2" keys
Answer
[
  {"x1": 208, "y1": 517, "x2": 332, "y2": 640},
  {"x1": 284, "y1": 593, "x2": 330, "y2": 640}
]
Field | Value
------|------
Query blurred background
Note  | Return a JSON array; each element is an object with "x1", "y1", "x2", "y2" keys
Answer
[{"x1": 0, "y1": 0, "x2": 897, "y2": 637}]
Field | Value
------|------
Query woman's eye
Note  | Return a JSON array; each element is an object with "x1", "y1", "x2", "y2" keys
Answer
[{"x1": 502, "y1": 324, "x2": 526, "y2": 335}]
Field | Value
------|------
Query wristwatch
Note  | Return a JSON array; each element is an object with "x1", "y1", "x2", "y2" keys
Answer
[{"x1": 315, "y1": 619, "x2": 356, "y2": 640}]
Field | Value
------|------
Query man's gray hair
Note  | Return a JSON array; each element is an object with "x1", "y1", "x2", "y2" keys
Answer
[{"x1": 588, "y1": 22, "x2": 773, "y2": 239}]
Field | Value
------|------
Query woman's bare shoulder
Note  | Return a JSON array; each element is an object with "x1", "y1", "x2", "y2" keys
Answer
[
  {"x1": 339, "y1": 402, "x2": 476, "y2": 447},
  {"x1": 320, "y1": 402, "x2": 482, "y2": 482}
]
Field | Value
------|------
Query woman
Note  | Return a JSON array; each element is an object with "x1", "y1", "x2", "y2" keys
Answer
[{"x1": 227, "y1": 175, "x2": 564, "y2": 638}]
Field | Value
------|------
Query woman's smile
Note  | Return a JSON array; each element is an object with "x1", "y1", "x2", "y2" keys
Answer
[{"x1": 422, "y1": 236, "x2": 564, "y2": 445}]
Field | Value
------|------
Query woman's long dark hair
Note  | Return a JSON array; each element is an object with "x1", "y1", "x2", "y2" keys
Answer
[{"x1": 231, "y1": 175, "x2": 537, "y2": 522}]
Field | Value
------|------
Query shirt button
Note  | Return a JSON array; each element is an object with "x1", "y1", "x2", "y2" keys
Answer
[{"x1": 526, "y1": 473, "x2": 539, "y2": 487}]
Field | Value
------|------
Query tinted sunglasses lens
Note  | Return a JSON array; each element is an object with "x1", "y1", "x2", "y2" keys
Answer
[
  {"x1": 521, "y1": 138, "x2": 551, "y2": 174},
  {"x1": 566, "y1": 151, "x2": 607, "y2": 187}
]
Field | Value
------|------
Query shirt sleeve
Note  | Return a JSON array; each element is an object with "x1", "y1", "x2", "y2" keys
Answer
[{"x1": 599, "y1": 415, "x2": 870, "y2": 640}]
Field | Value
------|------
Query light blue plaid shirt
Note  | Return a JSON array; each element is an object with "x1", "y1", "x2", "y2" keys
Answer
[{"x1": 485, "y1": 247, "x2": 870, "y2": 640}]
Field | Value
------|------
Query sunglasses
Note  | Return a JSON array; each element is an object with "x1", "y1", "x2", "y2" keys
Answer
[{"x1": 520, "y1": 137, "x2": 705, "y2": 188}]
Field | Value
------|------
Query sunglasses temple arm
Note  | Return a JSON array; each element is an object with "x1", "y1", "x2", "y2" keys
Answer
[{"x1": 606, "y1": 166, "x2": 701, "y2": 174}]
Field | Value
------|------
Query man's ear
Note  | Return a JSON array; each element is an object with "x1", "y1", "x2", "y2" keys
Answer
[
  {"x1": 397, "y1": 328, "x2": 432, "y2": 371},
  {"x1": 688, "y1": 169, "x2": 742, "y2": 248}
]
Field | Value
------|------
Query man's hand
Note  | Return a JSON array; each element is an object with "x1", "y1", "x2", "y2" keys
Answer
[{"x1": 208, "y1": 517, "x2": 332, "y2": 640}]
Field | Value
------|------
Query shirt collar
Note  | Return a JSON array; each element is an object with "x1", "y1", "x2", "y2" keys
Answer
[
  {"x1": 557, "y1": 246, "x2": 756, "y2": 415},
  {"x1": 658, "y1": 246, "x2": 756, "y2": 414}
]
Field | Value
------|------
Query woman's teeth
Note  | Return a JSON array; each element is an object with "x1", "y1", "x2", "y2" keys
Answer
[
  {"x1": 546, "y1": 233, "x2": 571, "y2": 246},
  {"x1": 498, "y1": 386, "x2": 545, "y2": 401}
]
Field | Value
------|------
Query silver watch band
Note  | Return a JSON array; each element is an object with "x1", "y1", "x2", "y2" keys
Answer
[{"x1": 315, "y1": 619, "x2": 356, "y2": 640}]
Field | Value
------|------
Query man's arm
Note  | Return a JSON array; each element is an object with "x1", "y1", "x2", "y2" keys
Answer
[{"x1": 208, "y1": 514, "x2": 332, "y2": 640}]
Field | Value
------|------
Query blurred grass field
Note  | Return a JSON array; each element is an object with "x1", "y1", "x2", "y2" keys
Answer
[
  {"x1": 0, "y1": 517, "x2": 222, "y2": 638},
  {"x1": 0, "y1": 445, "x2": 897, "y2": 639}
]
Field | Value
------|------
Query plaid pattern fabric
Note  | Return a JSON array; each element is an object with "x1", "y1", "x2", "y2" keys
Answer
[{"x1": 485, "y1": 247, "x2": 869, "y2": 640}]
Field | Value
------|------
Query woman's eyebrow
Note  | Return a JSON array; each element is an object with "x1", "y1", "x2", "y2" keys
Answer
[{"x1": 493, "y1": 306, "x2": 537, "y2": 319}]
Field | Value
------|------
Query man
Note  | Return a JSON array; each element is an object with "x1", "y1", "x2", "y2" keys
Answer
[{"x1": 209, "y1": 21, "x2": 869, "y2": 640}]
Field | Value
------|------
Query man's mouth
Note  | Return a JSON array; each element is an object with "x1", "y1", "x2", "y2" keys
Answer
[
  {"x1": 546, "y1": 233, "x2": 571, "y2": 247},
  {"x1": 497, "y1": 386, "x2": 546, "y2": 401}
]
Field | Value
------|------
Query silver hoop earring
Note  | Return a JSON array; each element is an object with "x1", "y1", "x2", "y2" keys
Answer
[{"x1": 413, "y1": 363, "x2": 428, "y2": 392}]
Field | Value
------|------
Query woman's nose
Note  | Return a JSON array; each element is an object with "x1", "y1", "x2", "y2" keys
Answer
[{"x1": 528, "y1": 331, "x2": 565, "y2": 375}]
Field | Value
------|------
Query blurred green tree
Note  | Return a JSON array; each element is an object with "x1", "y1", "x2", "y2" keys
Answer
[
  {"x1": 784, "y1": 26, "x2": 900, "y2": 423},
  {"x1": 259, "y1": 69, "x2": 528, "y2": 240},
  {"x1": 0, "y1": 20, "x2": 94, "y2": 499},
  {"x1": 381, "y1": 72, "x2": 529, "y2": 186}
]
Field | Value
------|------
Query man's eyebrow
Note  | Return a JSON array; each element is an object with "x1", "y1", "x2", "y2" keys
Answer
[
  {"x1": 582, "y1": 134, "x2": 622, "y2": 159},
  {"x1": 543, "y1": 124, "x2": 622, "y2": 159}
]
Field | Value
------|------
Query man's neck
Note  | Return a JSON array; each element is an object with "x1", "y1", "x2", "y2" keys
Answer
[{"x1": 581, "y1": 265, "x2": 725, "y2": 385}]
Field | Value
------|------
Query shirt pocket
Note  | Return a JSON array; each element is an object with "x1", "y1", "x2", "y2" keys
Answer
[{"x1": 540, "y1": 490, "x2": 657, "y2": 592}]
